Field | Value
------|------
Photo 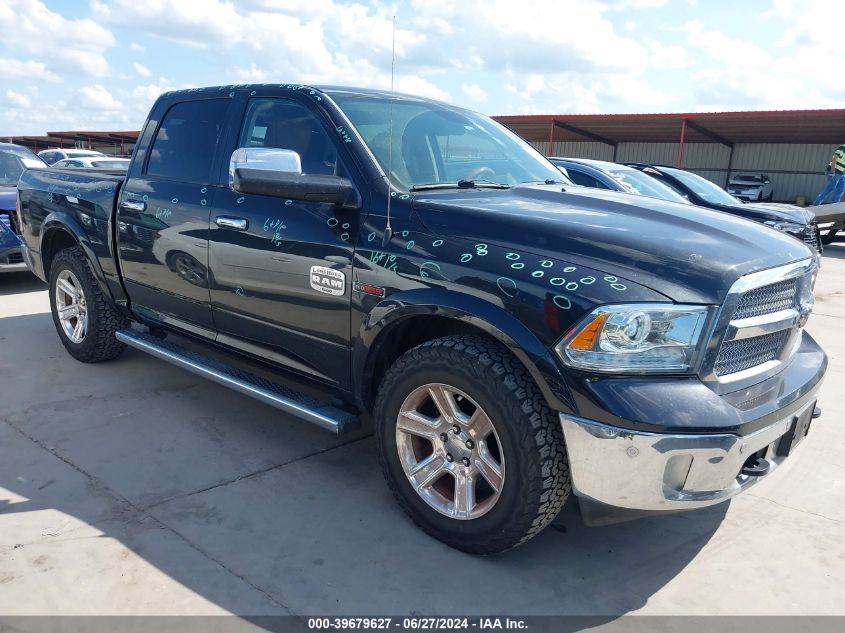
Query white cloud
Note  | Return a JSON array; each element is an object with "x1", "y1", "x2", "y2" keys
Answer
[
  {"x1": 605, "y1": 0, "x2": 668, "y2": 7},
  {"x1": 77, "y1": 84, "x2": 123, "y2": 110},
  {"x1": 462, "y1": 83, "x2": 488, "y2": 103},
  {"x1": 12, "y1": 0, "x2": 840, "y2": 135},
  {"x1": 0, "y1": 57, "x2": 60, "y2": 82},
  {"x1": 644, "y1": 38, "x2": 691, "y2": 69},
  {"x1": 133, "y1": 62, "x2": 152, "y2": 78},
  {"x1": 396, "y1": 76, "x2": 450, "y2": 102},
  {"x1": 0, "y1": 0, "x2": 116, "y2": 77},
  {"x1": 681, "y1": 15, "x2": 845, "y2": 110},
  {"x1": 5, "y1": 89, "x2": 32, "y2": 109}
]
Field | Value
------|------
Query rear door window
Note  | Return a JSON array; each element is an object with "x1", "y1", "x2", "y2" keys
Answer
[{"x1": 147, "y1": 99, "x2": 230, "y2": 183}]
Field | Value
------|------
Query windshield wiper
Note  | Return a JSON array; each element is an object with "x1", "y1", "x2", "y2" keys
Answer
[
  {"x1": 522, "y1": 179, "x2": 568, "y2": 186},
  {"x1": 410, "y1": 179, "x2": 511, "y2": 191}
]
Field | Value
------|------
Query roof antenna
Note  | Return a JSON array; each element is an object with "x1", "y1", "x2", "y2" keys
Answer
[{"x1": 382, "y1": 14, "x2": 396, "y2": 248}]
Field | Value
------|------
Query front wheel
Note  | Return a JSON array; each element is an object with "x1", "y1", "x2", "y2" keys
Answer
[
  {"x1": 375, "y1": 335, "x2": 571, "y2": 554},
  {"x1": 49, "y1": 246, "x2": 128, "y2": 362}
]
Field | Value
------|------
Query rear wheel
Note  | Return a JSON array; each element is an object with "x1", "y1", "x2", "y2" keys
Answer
[
  {"x1": 49, "y1": 246, "x2": 128, "y2": 362},
  {"x1": 375, "y1": 335, "x2": 570, "y2": 554}
]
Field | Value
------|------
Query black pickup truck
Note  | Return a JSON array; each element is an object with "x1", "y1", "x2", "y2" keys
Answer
[{"x1": 16, "y1": 84, "x2": 827, "y2": 553}]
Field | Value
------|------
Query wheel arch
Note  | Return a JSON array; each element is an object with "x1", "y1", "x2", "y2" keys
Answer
[
  {"x1": 354, "y1": 288, "x2": 574, "y2": 415},
  {"x1": 40, "y1": 213, "x2": 116, "y2": 309}
]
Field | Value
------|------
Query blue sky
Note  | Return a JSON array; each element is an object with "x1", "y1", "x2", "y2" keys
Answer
[{"x1": 1, "y1": 0, "x2": 842, "y2": 135}]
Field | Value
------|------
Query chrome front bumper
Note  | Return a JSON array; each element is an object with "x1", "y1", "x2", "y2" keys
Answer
[{"x1": 560, "y1": 399, "x2": 817, "y2": 518}]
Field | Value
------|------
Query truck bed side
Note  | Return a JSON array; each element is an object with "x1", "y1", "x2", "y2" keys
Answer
[{"x1": 17, "y1": 168, "x2": 128, "y2": 306}]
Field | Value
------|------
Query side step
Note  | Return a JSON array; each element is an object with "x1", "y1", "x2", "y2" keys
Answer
[{"x1": 116, "y1": 329, "x2": 359, "y2": 434}]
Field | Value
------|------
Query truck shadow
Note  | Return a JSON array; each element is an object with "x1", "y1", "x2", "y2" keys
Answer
[
  {"x1": 821, "y1": 243, "x2": 845, "y2": 260},
  {"x1": 0, "y1": 312, "x2": 727, "y2": 618},
  {"x1": 0, "y1": 271, "x2": 45, "y2": 296}
]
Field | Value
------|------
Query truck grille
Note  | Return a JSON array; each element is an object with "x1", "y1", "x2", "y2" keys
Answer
[
  {"x1": 708, "y1": 261, "x2": 816, "y2": 386},
  {"x1": 714, "y1": 330, "x2": 791, "y2": 376},
  {"x1": 733, "y1": 278, "x2": 798, "y2": 320}
]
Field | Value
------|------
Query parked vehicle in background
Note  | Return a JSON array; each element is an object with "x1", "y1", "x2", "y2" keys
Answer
[
  {"x1": 38, "y1": 148, "x2": 106, "y2": 165},
  {"x1": 16, "y1": 84, "x2": 826, "y2": 553},
  {"x1": 0, "y1": 218, "x2": 27, "y2": 273},
  {"x1": 1, "y1": 143, "x2": 46, "y2": 240},
  {"x1": 0, "y1": 142, "x2": 47, "y2": 169},
  {"x1": 727, "y1": 173, "x2": 773, "y2": 201},
  {"x1": 550, "y1": 158, "x2": 691, "y2": 204},
  {"x1": 53, "y1": 157, "x2": 131, "y2": 171},
  {"x1": 627, "y1": 164, "x2": 821, "y2": 252}
]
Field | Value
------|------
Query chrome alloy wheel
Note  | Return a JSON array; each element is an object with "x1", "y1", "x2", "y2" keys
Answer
[
  {"x1": 396, "y1": 383, "x2": 505, "y2": 520},
  {"x1": 55, "y1": 269, "x2": 88, "y2": 343}
]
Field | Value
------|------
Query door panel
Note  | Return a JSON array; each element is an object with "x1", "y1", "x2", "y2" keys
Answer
[
  {"x1": 117, "y1": 97, "x2": 231, "y2": 332},
  {"x1": 209, "y1": 192, "x2": 357, "y2": 386},
  {"x1": 208, "y1": 97, "x2": 358, "y2": 388},
  {"x1": 118, "y1": 178, "x2": 217, "y2": 330}
]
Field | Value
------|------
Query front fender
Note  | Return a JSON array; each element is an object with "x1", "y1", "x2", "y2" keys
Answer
[{"x1": 354, "y1": 287, "x2": 577, "y2": 414}]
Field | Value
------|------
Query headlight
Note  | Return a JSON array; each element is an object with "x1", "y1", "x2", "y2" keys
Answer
[
  {"x1": 764, "y1": 220, "x2": 805, "y2": 236},
  {"x1": 555, "y1": 304, "x2": 710, "y2": 373}
]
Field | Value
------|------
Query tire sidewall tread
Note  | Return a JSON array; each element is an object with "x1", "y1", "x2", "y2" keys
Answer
[
  {"x1": 48, "y1": 246, "x2": 127, "y2": 363},
  {"x1": 374, "y1": 334, "x2": 571, "y2": 555}
]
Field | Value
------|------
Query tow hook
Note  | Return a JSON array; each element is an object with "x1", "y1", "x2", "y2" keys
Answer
[{"x1": 741, "y1": 455, "x2": 771, "y2": 477}]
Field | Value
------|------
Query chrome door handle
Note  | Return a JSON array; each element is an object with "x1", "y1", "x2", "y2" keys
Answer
[
  {"x1": 216, "y1": 216, "x2": 248, "y2": 231},
  {"x1": 119, "y1": 200, "x2": 146, "y2": 212}
]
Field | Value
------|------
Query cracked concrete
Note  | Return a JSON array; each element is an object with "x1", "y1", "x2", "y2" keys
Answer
[{"x1": 1, "y1": 245, "x2": 843, "y2": 616}]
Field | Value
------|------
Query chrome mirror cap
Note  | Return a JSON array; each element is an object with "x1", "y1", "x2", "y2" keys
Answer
[{"x1": 228, "y1": 148, "x2": 301, "y2": 188}]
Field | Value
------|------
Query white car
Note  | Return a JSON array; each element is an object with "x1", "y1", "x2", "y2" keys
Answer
[
  {"x1": 53, "y1": 157, "x2": 131, "y2": 171},
  {"x1": 726, "y1": 173, "x2": 773, "y2": 201},
  {"x1": 38, "y1": 148, "x2": 106, "y2": 165}
]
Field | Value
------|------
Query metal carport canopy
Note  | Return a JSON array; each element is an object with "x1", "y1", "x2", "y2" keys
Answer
[{"x1": 493, "y1": 109, "x2": 845, "y2": 146}]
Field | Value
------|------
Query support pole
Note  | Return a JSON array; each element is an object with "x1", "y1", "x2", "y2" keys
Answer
[
  {"x1": 725, "y1": 144, "x2": 735, "y2": 186},
  {"x1": 548, "y1": 119, "x2": 555, "y2": 157},
  {"x1": 677, "y1": 118, "x2": 687, "y2": 168}
]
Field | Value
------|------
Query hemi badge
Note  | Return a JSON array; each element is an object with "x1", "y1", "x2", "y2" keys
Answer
[{"x1": 354, "y1": 282, "x2": 385, "y2": 297}]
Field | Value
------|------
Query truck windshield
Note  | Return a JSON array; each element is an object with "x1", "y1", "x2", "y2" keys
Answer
[
  {"x1": 330, "y1": 94, "x2": 563, "y2": 190},
  {"x1": 0, "y1": 152, "x2": 26, "y2": 186},
  {"x1": 663, "y1": 166, "x2": 741, "y2": 206},
  {"x1": 607, "y1": 169, "x2": 691, "y2": 204}
]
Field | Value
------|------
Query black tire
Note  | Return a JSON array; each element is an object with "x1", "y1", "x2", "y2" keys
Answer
[
  {"x1": 49, "y1": 246, "x2": 128, "y2": 362},
  {"x1": 374, "y1": 335, "x2": 570, "y2": 554}
]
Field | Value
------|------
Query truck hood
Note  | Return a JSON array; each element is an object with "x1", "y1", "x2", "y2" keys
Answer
[
  {"x1": 412, "y1": 185, "x2": 815, "y2": 305},
  {"x1": 704, "y1": 199, "x2": 813, "y2": 225},
  {"x1": 746, "y1": 202, "x2": 817, "y2": 223}
]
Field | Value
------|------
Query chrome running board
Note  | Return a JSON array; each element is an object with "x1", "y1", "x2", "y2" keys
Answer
[{"x1": 116, "y1": 329, "x2": 358, "y2": 434}]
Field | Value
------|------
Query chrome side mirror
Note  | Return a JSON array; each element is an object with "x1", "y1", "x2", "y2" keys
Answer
[{"x1": 228, "y1": 148, "x2": 302, "y2": 188}]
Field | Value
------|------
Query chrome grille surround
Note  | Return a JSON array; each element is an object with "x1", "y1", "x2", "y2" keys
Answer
[
  {"x1": 803, "y1": 225, "x2": 820, "y2": 252},
  {"x1": 699, "y1": 258, "x2": 817, "y2": 395}
]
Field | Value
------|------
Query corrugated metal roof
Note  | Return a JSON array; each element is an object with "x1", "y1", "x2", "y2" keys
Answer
[
  {"x1": 495, "y1": 109, "x2": 845, "y2": 145},
  {"x1": 4, "y1": 130, "x2": 139, "y2": 153}
]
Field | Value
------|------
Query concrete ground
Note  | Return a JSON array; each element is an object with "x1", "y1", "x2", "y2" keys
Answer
[{"x1": 0, "y1": 246, "x2": 843, "y2": 617}]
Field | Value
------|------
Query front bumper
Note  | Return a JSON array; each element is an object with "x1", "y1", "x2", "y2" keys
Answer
[
  {"x1": 729, "y1": 189, "x2": 761, "y2": 200},
  {"x1": 0, "y1": 244, "x2": 28, "y2": 272},
  {"x1": 561, "y1": 399, "x2": 816, "y2": 522},
  {"x1": 560, "y1": 332, "x2": 826, "y2": 525}
]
